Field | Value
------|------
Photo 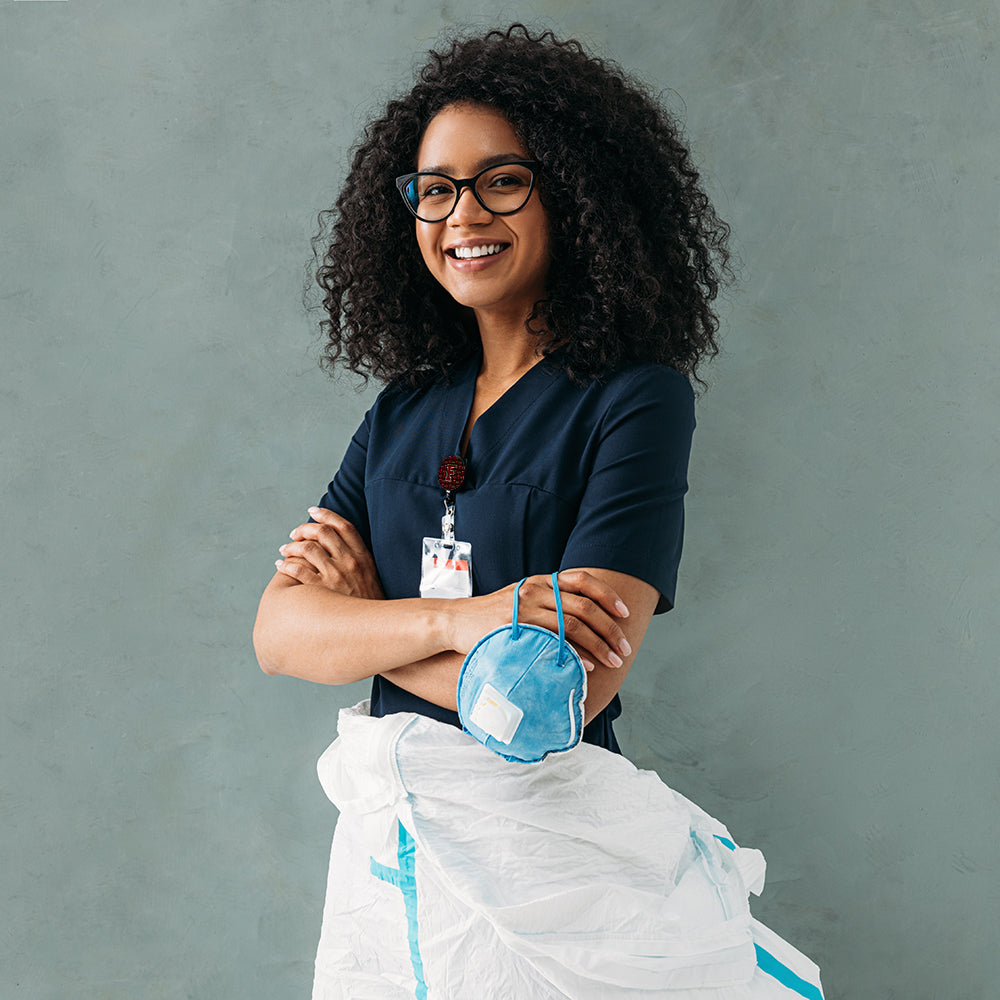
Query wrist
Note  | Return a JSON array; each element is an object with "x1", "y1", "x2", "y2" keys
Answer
[{"x1": 423, "y1": 598, "x2": 460, "y2": 654}]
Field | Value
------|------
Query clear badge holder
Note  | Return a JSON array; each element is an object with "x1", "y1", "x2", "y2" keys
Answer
[{"x1": 420, "y1": 492, "x2": 472, "y2": 599}]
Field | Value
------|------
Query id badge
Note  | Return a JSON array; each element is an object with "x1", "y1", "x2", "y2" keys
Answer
[{"x1": 420, "y1": 537, "x2": 473, "y2": 599}]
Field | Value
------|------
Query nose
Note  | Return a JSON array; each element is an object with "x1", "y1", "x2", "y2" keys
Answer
[{"x1": 448, "y1": 186, "x2": 493, "y2": 226}]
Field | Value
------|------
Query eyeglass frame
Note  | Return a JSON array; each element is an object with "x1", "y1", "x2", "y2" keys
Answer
[{"x1": 395, "y1": 159, "x2": 542, "y2": 223}]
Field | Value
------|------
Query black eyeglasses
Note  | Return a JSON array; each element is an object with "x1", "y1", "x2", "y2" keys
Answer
[{"x1": 395, "y1": 160, "x2": 541, "y2": 223}]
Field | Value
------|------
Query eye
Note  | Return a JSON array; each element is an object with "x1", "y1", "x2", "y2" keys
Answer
[
  {"x1": 416, "y1": 176, "x2": 457, "y2": 202},
  {"x1": 488, "y1": 173, "x2": 527, "y2": 189}
]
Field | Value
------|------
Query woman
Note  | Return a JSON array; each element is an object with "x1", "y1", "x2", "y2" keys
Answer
[{"x1": 254, "y1": 25, "x2": 824, "y2": 1000}]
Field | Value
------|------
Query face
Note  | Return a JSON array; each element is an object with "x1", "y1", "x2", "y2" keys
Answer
[{"x1": 413, "y1": 103, "x2": 550, "y2": 325}]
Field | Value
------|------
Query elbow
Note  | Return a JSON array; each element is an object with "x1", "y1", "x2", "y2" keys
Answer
[
  {"x1": 582, "y1": 668, "x2": 627, "y2": 726},
  {"x1": 257, "y1": 655, "x2": 281, "y2": 677},
  {"x1": 253, "y1": 579, "x2": 299, "y2": 677},
  {"x1": 254, "y1": 645, "x2": 280, "y2": 677},
  {"x1": 252, "y1": 614, "x2": 284, "y2": 677}
]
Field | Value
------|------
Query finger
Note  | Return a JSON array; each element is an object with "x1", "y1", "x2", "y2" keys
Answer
[
  {"x1": 306, "y1": 507, "x2": 372, "y2": 558},
  {"x1": 519, "y1": 580, "x2": 626, "y2": 670},
  {"x1": 292, "y1": 517, "x2": 373, "y2": 567},
  {"x1": 289, "y1": 523, "x2": 360, "y2": 566},
  {"x1": 555, "y1": 568, "x2": 629, "y2": 618},
  {"x1": 279, "y1": 539, "x2": 336, "y2": 571},
  {"x1": 559, "y1": 592, "x2": 632, "y2": 661},
  {"x1": 559, "y1": 609, "x2": 626, "y2": 670},
  {"x1": 275, "y1": 557, "x2": 320, "y2": 584}
]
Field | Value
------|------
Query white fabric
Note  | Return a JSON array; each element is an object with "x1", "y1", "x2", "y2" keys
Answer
[{"x1": 311, "y1": 702, "x2": 824, "y2": 1000}]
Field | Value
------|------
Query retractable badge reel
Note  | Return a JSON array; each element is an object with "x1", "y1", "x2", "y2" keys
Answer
[
  {"x1": 457, "y1": 572, "x2": 587, "y2": 764},
  {"x1": 419, "y1": 455, "x2": 473, "y2": 599}
]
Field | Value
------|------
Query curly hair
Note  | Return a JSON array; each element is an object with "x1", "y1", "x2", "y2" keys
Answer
[{"x1": 309, "y1": 24, "x2": 732, "y2": 388}]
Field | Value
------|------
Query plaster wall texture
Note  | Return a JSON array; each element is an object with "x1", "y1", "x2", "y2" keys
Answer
[{"x1": 3, "y1": 1, "x2": 998, "y2": 997}]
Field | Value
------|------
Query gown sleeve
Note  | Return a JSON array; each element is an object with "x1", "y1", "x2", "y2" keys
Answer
[
  {"x1": 558, "y1": 366, "x2": 696, "y2": 614},
  {"x1": 314, "y1": 407, "x2": 374, "y2": 551}
]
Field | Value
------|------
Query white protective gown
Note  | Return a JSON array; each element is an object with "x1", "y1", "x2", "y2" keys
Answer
[{"x1": 311, "y1": 702, "x2": 824, "y2": 1000}]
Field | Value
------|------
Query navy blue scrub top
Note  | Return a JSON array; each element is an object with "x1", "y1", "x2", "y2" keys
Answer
[{"x1": 317, "y1": 352, "x2": 695, "y2": 754}]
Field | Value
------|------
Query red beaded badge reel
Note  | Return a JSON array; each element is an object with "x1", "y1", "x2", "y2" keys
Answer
[{"x1": 438, "y1": 455, "x2": 466, "y2": 494}]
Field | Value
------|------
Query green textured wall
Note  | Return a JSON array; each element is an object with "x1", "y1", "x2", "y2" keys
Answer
[{"x1": 3, "y1": 2, "x2": 998, "y2": 997}]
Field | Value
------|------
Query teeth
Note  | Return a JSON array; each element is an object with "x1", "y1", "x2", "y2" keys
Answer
[{"x1": 452, "y1": 244, "x2": 505, "y2": 259}]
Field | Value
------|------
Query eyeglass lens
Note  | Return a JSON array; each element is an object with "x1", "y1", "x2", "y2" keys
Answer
[{"x1": 403, "y1": 163, "x2": 534, "y2": 221}]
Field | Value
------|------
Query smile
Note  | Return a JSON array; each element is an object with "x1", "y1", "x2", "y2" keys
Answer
[{"x1": 446, "y1": 243, "x2": 510, "y2": 259}]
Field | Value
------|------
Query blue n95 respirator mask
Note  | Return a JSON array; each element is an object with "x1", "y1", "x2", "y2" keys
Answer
[{"x1": 457, "y1": 572, "x2": 587, "y2": 764}]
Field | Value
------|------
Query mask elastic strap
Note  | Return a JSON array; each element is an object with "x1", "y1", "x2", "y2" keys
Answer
[
  {"x1": 551, "y1": 571, "x2": 566, "y2": 658},
  {"x1": 511, "y1": 575, "x2": 566, "y2": 657},
  {"x1": 511, "y1": 577, "x2": 529, "y2": 640}
]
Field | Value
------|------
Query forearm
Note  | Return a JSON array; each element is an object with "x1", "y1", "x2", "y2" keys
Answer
[
  {"x1": 383, "y1": 639, "x2": 641, "y2": 725},
  {"x1": 380, "y1": 654, "x2": 627, "y2": 725},
  {"x1": 255, "y1": 559, "x2": 649, "y2": 726},
  {"x1": 253, "y1": 575, "x2": 454, "y2": 684},
  {"x1": 380, "y1": 651, "x2": 463, "y2": 712},
  {"x1": 384, "y1": 568, "x2": 658, "y2": 723}
]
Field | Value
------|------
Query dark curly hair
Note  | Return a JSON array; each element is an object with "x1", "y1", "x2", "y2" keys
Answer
[{"x1": 309, "y1": 24, "x2": 732, "y2": 388}]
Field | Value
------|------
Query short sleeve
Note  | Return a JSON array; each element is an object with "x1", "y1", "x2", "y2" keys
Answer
[
  {"x1": 314, "y1": 408, "x2": 373, "y2": 550},
  {"x1": 558, "y1": 367, "x2": 695, "y2": 614}
]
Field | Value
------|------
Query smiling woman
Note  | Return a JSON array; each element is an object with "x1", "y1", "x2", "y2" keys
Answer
[{"x1": 254, "y1": 23, "x2": 825, "y2": 1000}]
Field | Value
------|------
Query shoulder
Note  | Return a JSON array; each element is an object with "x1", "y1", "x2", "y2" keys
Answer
[
  {"x1": 580, "y1": 363, "x2": 695, "y2": 431},
  {"x1": 364, "y1": 371, "x2": 458, "y2": 423},
  {"x1": 372, "y1": 360, "x2": 475, "y2": 413},
  {"x1": 598, "y1": 362, "x2": 693, "y2": 398}
]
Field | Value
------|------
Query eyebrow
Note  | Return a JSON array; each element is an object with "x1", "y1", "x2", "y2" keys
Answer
[{"x1": 417, "y1": 152, "x2": 528, "y2": 175}]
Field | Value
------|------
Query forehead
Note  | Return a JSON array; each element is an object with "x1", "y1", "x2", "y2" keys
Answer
[{"x1": 416, "y1": 103, "x2": 528, "y2": 173}]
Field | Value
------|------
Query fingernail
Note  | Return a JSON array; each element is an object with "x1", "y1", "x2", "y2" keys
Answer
[
  {"x1": 615, "y1": 600, "x2": 629, "y2": 617},
  {"x1": 583, "y1": 659, "x2": 595, "y2": 672},
  {"x1": 308, "y1": 506, "x2": 320, "y2": 515},
  {"x1": 279, "y1": 544, "x2": 288, "y2": 554},
  {"x1": 608, "y1": 651, "x2": 624, "y2": 668},
  {"x1": 618, "y1": 638, "x2": 632, "y2": 657},
  {"x1": 275, "y1": 559, "x2": 284, "y2": 569}
]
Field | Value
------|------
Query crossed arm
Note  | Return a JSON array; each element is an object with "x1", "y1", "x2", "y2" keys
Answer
[{"x1": 252, "y1": 508, "x2": 658, "y2": 724}]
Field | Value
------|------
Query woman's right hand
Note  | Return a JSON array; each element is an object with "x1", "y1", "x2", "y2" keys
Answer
[
  {"x1": 274, "y1": 506, "x2": 385, "y2": 600},
  {"x1": 445, "y1": 569, "x2": 632, "y2": 673}
]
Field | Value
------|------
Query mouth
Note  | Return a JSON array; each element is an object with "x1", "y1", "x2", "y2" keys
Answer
[{"x1": 445, "y1": 242, "x2": 511, "y2": 260}]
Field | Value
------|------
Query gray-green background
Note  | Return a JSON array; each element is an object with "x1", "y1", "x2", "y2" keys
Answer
[{"x1": 3, "y1": 1, "x2": 997, "y2": 996}]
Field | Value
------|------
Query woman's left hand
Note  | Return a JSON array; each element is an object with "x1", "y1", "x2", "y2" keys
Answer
[{"x1": 275, "y1": 506, "x2": 385, "y2": 599}]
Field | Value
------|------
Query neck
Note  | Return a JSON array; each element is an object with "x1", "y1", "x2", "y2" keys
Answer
[{"x1": 473, "y1": 308, "x2": 545, "y2": 384}]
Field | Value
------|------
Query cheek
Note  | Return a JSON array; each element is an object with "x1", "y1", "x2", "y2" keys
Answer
[
  {"x1": 526, "y1": 217, "x2": 551, "y2": 276},
  {"x1": 415, "y1": 224, "x2": 440, "y2": 271},
  {"x1": 524, "y1": 205, "x2": 551, "y2": 261}
]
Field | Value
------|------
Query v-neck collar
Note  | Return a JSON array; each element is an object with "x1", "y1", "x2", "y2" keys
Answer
[{"x1": 453, "y1": 351, "x2": 561, "y2": 471}]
